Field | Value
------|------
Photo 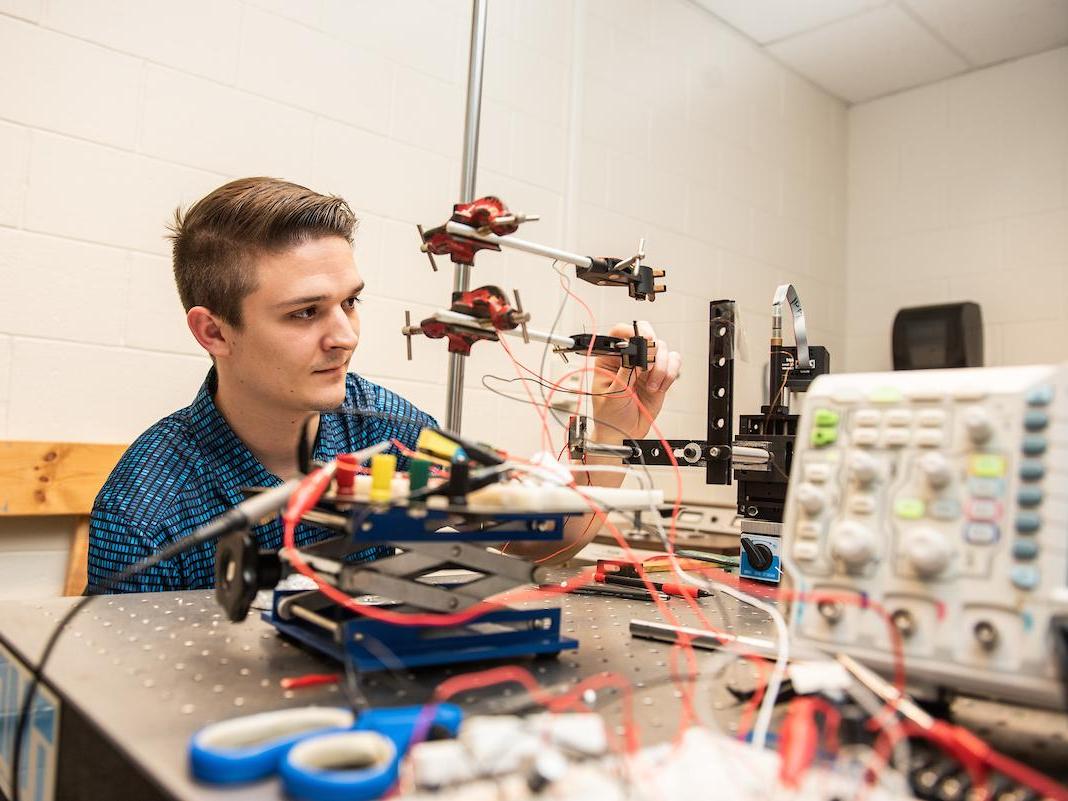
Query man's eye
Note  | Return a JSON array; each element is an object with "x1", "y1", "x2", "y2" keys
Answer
[
  {"x1": 291, "y1": 307, "x2": 316, "y2": 320},
  {"x1": 343, "y1": 296, "x2": 363, "y2": 310}
]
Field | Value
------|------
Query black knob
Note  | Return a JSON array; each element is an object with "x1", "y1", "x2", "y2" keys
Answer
[
  {"x1": 214, "y1": 530, "x2": 280, "y2": 622},
  {"x1": 741, "y1": 537, "x2": 774, "y2": 572}
]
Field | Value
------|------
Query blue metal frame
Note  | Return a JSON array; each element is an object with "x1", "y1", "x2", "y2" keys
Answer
[
  {"x1": 340, "y1": 505, "x2": 567, "y2": 542},
  {"x1": 265, "y1": 591, "x2": 578, "y2": 672}
]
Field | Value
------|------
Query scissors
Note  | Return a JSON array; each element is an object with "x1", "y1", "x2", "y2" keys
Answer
[{"x1": 189, "y1": 703, "x2": 462, "y2": 800}]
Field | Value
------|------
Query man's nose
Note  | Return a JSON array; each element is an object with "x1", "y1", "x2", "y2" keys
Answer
[{"x1": 324, "y1": 306, "x2": 358, "y2": 350}]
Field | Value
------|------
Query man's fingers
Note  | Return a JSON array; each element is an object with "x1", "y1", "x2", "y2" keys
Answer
[
  {"x1": 645, "y1": 338, "x2": 670, "y2": 392},
  {"x1": 658, "y1": 350, "x2": 682, "y2": 393}
]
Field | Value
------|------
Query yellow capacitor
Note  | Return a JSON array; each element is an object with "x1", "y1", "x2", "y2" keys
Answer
[
  {"x1": 369, "y1": 453, "x2": 397, "y2": 504},
  {"x1": 415, "y1": 428, "x2": 464, "y2": 463}
]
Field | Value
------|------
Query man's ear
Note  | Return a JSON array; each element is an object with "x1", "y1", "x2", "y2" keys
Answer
[{"x1": 187, "y1": 306, "x2": 233, "y2": 357}]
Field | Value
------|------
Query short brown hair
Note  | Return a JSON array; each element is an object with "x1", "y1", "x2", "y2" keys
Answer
[{"x1": 169, "y1": 177, "x2": 358, "y2": 326}]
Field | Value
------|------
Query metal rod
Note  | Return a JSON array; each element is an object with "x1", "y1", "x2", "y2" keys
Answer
[
  {"x1": 445, "y1": 221, "x2": 594, "y2": 269},
  {"x1": 287, "y1": 603, "x2": 341, "y2": 634},
  {"x1": 445, "y1": 0, "x2": 488, "y2": 433},
  {"x1": 432, "y1": 309, "x2": 575, "y2": 348},
  {"x1": 629, "y1": 619, "x2": 777, "y2": 656},
  {"x1": 730, "y1": 444, "x2": 771, "y2": 465},
  {"x1": 583, "y1": 442, "x2": 639, "y2": 459}
]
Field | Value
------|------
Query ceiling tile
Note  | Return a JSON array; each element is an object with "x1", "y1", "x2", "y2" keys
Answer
[
  {"x1": 693, "y1": 0, "x2": 889, "y2": 44},
  {"x1": 903, "y1": 0, "x2": 1068, "y2": 66},
  {"x1": 767, "y1": 4, "x2": 968, "y2": 103}
]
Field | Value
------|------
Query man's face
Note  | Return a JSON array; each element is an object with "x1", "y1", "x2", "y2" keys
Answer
[{"x1": 223, "y1": 236, "x2": 363, "y2": 414}]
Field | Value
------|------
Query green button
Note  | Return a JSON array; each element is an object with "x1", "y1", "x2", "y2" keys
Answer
[
  {"x1": 969, "y1": 454, "x2": 1006, "y2": 478},
  {"x1": 811, "y1": 426, "x2": 838, "y2": 447},
  {"x1": 813, "y1": 408, "x2": 840, "y2": 427},
  {"x1": 870, "y1": 387, "x2": 902, "y2": 403},
  {"x1": 894, "y1": 498, "x2": 925, "y2": 519}
]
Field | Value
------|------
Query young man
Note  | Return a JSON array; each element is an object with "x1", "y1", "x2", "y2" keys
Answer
[{"x1": 89, "y1": 177, "x2": 681, "y2": 593}]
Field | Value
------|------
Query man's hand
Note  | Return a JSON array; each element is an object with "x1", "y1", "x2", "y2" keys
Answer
[
  {"x1": 589, "y1": 321, "x2": 682, "y2": 445},
  {"x1": 505, "y1": 321, "x2": 681, "y2": 565}
]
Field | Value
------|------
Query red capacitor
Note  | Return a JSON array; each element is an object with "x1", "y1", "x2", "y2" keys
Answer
[{"x1": 335, "y1": 453, "x2": 358, "y2": 495}]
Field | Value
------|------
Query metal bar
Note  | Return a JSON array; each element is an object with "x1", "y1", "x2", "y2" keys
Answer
[
  {"x1": 445, "y1": 221, "x2": 594, "y2": 269},
  {"x1": 444, "y1": 0, "x2": 489, "y2": 433},
  {"x1": 706, "y1": 299, "x2": 736, "y2": 485},
  {"x1": 629, "y1": 618, "x2": 776, "y2": 656}
]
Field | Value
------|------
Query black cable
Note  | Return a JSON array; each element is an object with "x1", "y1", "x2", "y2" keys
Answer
[{"x1": 9, "y1": 495, "x2": 278, "y2": 801}]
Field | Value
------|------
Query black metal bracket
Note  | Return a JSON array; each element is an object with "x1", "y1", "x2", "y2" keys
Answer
[
  {"x1": 625, "y1": 299, "x2": 736, "y2": 485},
  {"x1": 574, "y1": 258, "x2": 667, "y2": 302},
  {"x1": 560, "y1": 333, "x2": 651, "y2": 370}
]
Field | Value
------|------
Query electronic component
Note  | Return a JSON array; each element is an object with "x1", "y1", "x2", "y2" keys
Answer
[
  {"x1": 624, "y1": 287, "x2": 830, "y2": 584},
  {"x1": 782, "y1": 364, "x2": 1068, "y2": 708},
  {"x1": 893, "y1": 302, "x2": 983, "y2": 370},
  {"x1": 215, "y1": 430, "x2": 665, "y2": 672}
]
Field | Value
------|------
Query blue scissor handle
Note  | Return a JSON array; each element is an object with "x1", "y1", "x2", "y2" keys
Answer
[
  {"x1": 355, "y1": 703, "x2": 464, "y2": 751},
  {"x1": 189, "y1": 703, "x2": 463, "y2": 797},
  {"x1": 189, "y1": 706, "x2": 356, "y2": 784},
  {"x1": 280, "y1": 731, "x2": 397, "y2": 801},
  {"x1": 281, "y1": 704, "x2": 464, "y2": 801}
]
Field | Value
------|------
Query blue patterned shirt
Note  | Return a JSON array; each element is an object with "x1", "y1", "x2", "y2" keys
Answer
[{"x1": 88, "y1": 369, "x2": 437, "y2": 593}]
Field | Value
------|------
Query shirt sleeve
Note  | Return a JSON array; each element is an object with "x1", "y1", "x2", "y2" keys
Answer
[{"x1": 87, "y1": 506, "x2": 188, "y2": 594}]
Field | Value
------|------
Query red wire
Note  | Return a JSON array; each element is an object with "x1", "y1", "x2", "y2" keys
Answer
[{"x1": 277, "y1": 335, "x2": 1068, "y2": 801}]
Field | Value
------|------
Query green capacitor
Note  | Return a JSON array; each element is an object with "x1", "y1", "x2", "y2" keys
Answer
[{"x1": 408, "y1": 458, "x2": 431, "y2": 495}]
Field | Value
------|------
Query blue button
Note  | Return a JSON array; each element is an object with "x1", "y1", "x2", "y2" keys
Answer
[
  {"x1": 1016, "y1": 512, "x2": 1041, "y2": 533},
  {"x1": 1024, "y1": 410, "x2": 1049, "y2": 431},
  {"x1": 1013, "y1": 540, "x2": 1039, "y2": 560},
  {"x1": 1022, "y1": 436, "x2": 1047, "y2": 456},
  {"x1": 1020, "y1": 460, "x2": 1045, "y2": 481},
  {"x1": 967, "y1": 477, "x2": 1003, "y2": 498},
  {"x1": 1026, "y1": 384, "x2": 1054, "y2": 406},
  {"x1": 964, "y1": 522, "x2": 999, "y2": 544},
  {"x1": 930, "y1": 498, "x2": 961, "y2": 520},
  {"x1": 1017, "y1": 486, "x2": 1043, "y2": 507},
  {"x1": 1011, "y1": 564, "x2": 1040, "y2": 591}
]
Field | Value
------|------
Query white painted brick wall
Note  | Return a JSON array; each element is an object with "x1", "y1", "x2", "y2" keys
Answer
[
  {"x1": 0, "y1": 15, "x2": 142, "y2": 149},
  {"x1": 141, "y1": 66, "x2": 318, "y2": 178},
  {"x1": 847, "y1": 46, "x2": 1068, "y2": 371},
  {"x1": 42, "y1": 0, "x2": 244, "y2": 83},
  {"x1": 7, "y1": 339, "x2": 209, "y2": 443},
  {"x1": 25, "y1": 132, "x2": 226, "y2": 254},
  {"x1": 0, "y1": 0, "x2": 848, "y2": 591},
  {"x1": 0, "y1": 121, "x2": 29, "y2": 226},
  {"x1": 0, "y1": 229, "x2": 130, "y2": 345}
]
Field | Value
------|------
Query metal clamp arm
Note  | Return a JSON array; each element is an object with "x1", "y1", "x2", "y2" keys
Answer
[{"x1": 771, "y1": 283, "x2": 812, "y2": 369}]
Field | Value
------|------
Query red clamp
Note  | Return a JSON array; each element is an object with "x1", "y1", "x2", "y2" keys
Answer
[
  {"x1": 452, "y1": 285, "x2": 525, "y2": 331},
  {"x1": 420, "y1": 196, "x2": 532, "y2": 265},
  {"x1": 405, "y1": 286, "x2": 529, "y2": 358},
  {"x1": 451, "y1": 196, "x2": 521, "y2": 236}
]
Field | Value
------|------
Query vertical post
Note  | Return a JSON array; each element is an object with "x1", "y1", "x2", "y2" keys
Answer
[{"x1": 444, "y1": 0, "x2": 488, "y2": 433}]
